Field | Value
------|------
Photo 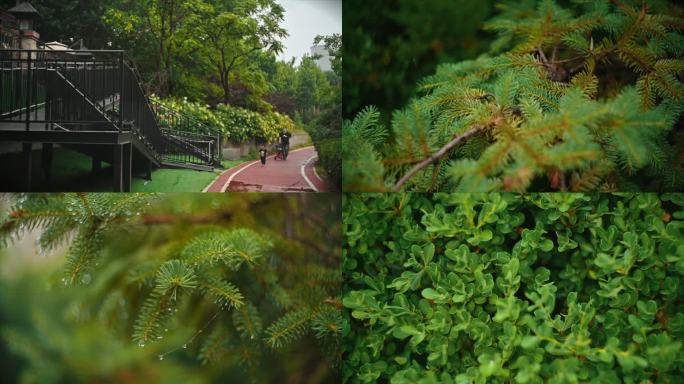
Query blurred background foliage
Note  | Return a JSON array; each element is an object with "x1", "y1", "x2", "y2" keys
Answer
[
  {"x1": 0, "y1": 193, "x2": 340, "y2": 384},
  {"x1": 343, "y1": 0, "x2": 493, "y2": 123}
]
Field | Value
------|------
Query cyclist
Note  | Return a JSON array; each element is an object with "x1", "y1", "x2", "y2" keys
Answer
[{"x1": 279, "y1": 128, "x2": 291, "y2": 159}]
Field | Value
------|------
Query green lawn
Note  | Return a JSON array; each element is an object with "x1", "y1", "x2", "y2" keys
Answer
[
  {"x1": 131, "y1": 168, "x2": 218, "y2": 192},
  {"x1": 221, "y1": 158, "x2": 252, "y2": 169},
  {"x1": 0, "y1": 147, "x2": 220, "y2": 192}
]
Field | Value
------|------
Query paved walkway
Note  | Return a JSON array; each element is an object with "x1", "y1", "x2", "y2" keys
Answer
[{"x1": 204, "y1": 146, "x2": 329, "y2": 192}]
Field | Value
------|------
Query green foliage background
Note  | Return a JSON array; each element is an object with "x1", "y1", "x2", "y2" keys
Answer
[
  {"x1": 0, "y1": 193, "x2": 341, "y2": 383},
  {"x1": 343, "y1": 193, "x2": 684, "y2": 383},
  {"x1": 342, "y1": 0, "x2": 493, "y2": 121}
]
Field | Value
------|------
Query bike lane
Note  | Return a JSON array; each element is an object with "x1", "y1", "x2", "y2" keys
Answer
[{"x1": 204, "y1": 146, "x2": 329, "y2": 192}]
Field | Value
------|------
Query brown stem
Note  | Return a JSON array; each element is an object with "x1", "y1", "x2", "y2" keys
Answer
[
  {"x1": 568, "y1": 60, "x2": 587, "y2": 75},
  {"x1": 560, "y1": 171, "x2": 567, "y2": 192},
  {"x1": 391, "y1": 125, "x2": 483, "y2": 192},
  {"x1": 537, "y1": 47, "x2": 549, "y2": 65}
]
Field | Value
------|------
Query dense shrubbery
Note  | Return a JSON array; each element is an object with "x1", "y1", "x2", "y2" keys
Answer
[
  {"x1": 344, "y1": 0, "x2": 684, "y2": 192},
  {"x1": 153, "y1": 97, "x2": 294, "y2": 143},
  {"x1": 343, "y1": 193, "x2": 684, "y2": 383}
]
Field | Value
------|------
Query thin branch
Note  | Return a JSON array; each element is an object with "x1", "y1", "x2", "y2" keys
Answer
[
  {"x1": 568, "y1": 60, "x2": 587, "y2": 75},
  {"x1": 537, "y1": 47, "x2": 549, "y2": 65},
  {"x1": 391, "y1": 125, "x2": 483, "y2": 192}
]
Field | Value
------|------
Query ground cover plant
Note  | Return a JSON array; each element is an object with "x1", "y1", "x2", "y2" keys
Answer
[
  {"x1": 0, "y1": 193, "x2": 341, "y2": 383},
  {"x1": 343, "y1": 0, "x2": 684, "y2": 192},
  {"x1": 343, "y1": 193, "x2": 684, "y2": 383}
]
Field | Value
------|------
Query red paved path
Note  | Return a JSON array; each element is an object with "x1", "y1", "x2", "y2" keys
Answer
[{"x1": 204, "y1": 146, "x2": 329, "y2": 192}]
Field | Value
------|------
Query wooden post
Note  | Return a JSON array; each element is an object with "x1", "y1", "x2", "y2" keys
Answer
[
  {"x1": 145, "y1": 159, "x2": 152, "y2": 181},
  {"x1": 113, "y1": 144, "x2": 123, "y2": 192},
  {"x1": 123, "y1": 142, "x2": 132, "y2": 192}
]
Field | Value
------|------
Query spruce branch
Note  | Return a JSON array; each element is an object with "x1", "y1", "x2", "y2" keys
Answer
[
  {"x1": 0, "y1": 193, "x2": 342, "y2": 378},
  {"x1": 200, "y1": 277, "x2": 244, "y2": 309},
  {"x1": 392, "y1": 125, "x2": 483, "y2": 191},
  {"x1": 233, "y1": 302, "x2": 263, "y2": 340},
  {"x1": 265, "y1": 308, "x2": 313, "y2": 349}
]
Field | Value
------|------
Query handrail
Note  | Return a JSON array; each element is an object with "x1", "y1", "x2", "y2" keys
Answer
[
  {"x1": 0, "y1": 48, "x2": 125, "y2": 53},
  {"x1": 0, "y1": 48, "x2": 220, "y2": 167}
]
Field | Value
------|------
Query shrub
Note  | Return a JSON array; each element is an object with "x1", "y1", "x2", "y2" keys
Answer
[
  {"x1": 343, "y1": 1, "x2": 684, "y2": 192},
  {"x1": 343, "y1": 193, "x2": 684, "y2": 383},
  {"x1": 153, "y1": 97, "x2": 293, "y2": 143},
  {"x1": 306, "y1": 84, "x2": 342, "y2": 190},
  {"x1": 316, "y1": 137, "x2": 341, "y2": 188}
]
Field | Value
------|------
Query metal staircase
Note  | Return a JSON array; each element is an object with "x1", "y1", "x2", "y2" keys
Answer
[{"x1": 0, "y1": 48, "x2": 222, "y2": 191}]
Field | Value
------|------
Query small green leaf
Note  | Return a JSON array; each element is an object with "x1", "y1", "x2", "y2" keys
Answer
[{"x1": 520, "y1": 335, "x2": 539, "y2": 349}]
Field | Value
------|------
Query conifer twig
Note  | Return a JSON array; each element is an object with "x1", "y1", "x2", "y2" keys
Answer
[{"x1": 391, "y1": 125, "x2": 483, "y2": 191}]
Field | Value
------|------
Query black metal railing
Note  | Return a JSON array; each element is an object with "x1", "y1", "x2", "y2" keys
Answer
[
  {"x1": 0, "y1": 49, "x2": 119, "y2": 131},
  {"x1": 151, "y1": 99, "x2": 221, "y2": 165},
  {"x1": 160, "y1": 128, "x2": 221, "y2": 166},
  {"x1": 0, "y1": 48, "x2": 221, "y2": 168},
  {"x1": 1, "y1": 49, "x2": 124, "y2": 127}
]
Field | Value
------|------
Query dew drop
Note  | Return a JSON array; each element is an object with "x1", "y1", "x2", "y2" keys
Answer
[
  {"x1": 81, "y1": 273, "x2": 92, "y2": 285},
  {"x1": 138, "y1": 342, "x2": 145, "y2": 348},
  {"x1": 157, "y1": 335, "x2": 163, "y2": 339},
  {"x1": 164, "y1": 328, "x2": 169, "y2": 332},
  {"x1": 182, "y1": 344, "x2": 187, "y2": 349},
  {"x1": 158, "y1": 354, "x2": 164, "y2": 361},
  {"x1": 250, "y1": 334, "x2": 254, "y2": 340}
]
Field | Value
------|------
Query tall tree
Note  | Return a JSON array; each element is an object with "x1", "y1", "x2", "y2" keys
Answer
[
  {"x1": 104, "y1": 0, "x2": 191, "y2": 95},
  {"x1": 186, "y1": 0, "x2": 287, "y2": 104},
  {"x1": 296, "y1": 55, "x2": 330, "y2": 121}
]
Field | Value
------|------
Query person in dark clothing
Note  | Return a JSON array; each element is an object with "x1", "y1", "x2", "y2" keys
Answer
[
  {"x1": 279, "y1": 129, "x2": 291, "y2": 159},
  {"x1": 259, "y1": 147, "x2": 268, "y2": 167}
]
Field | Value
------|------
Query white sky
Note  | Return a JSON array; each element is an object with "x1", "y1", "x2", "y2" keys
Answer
[{"x1": 277, "y1": 0, "x2": 342, "y2": 64}]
